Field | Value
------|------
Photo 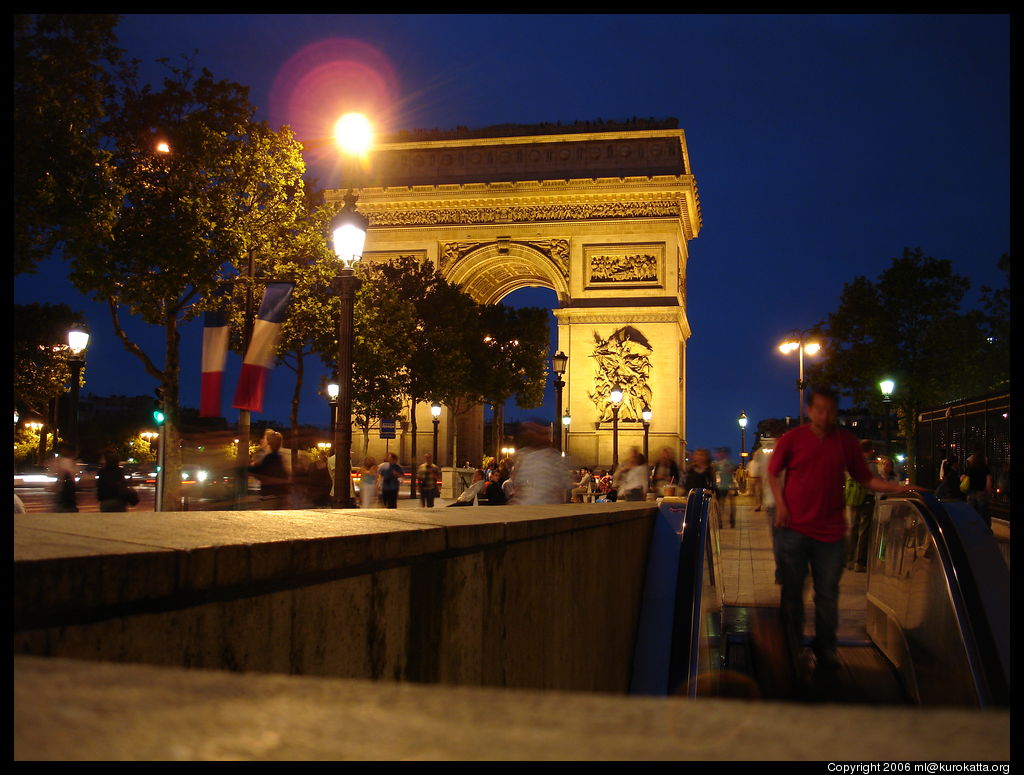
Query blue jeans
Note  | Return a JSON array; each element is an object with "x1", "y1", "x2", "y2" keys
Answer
[{"x1": 776, "y1": 528, "x2": 845, "y2": 657}]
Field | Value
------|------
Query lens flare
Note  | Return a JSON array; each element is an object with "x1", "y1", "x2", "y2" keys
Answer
[{"x1": 269, "y1": 37, "x2": 399, "y2": 175}]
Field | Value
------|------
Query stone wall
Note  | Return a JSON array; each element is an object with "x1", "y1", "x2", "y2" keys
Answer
[{"x1": 14, "y1": 504, "x2": 655, "y2": 693}]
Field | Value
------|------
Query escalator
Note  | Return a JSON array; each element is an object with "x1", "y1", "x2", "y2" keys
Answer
[{"x1": 629, "y1": 490, "x2": 1010, "y2": 707}]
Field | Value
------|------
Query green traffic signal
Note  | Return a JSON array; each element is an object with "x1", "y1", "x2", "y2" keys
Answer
[{"x1": 153, "y1": 409, "x2": 165, "y2": 425}]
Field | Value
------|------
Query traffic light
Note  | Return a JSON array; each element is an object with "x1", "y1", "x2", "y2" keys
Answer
[{"x1": 153, "y1": 387, "x2": 165, "y2": 425}]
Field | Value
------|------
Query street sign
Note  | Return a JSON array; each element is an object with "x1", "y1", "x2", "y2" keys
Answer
[{"x1": 379, "y1": 419, "x2": 396, "y2": 439}]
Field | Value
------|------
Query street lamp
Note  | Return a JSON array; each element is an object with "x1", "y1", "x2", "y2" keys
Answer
[
  {"x1": 778, "y1": 331, "x2": 821, "y2": 425},
  {"x1": 329, "y1": 191, "x2": 368, "y2": 508},
  {"x1": 326, "y1": 380, "x2": 339, "y2": 448},
  {"x1": 738, "y1": 411, "x2": 748, "y2": 469},
  {"x1": 879, "y1": 379, "x2": 895, "y2": 458},
  {"x1": 561, "y1": 409, "x2": 571, "y2": 457},
  {"x1": 551, "y1": 351, "x2": 568, "y2": 452},
  {"x1": 610, "y1": 385, "x2": 623, "y2": 468},
  {"x1": 431, "y1": 402, "x2": 442, "y2": 463},
  {"x1": 66, "y1": 324, "x2": 90, "y2": 457},
  {"x1": 641, "y1": 405, "x2": 652, "y2": 462}
]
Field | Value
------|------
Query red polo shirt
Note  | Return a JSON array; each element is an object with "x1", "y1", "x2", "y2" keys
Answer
[{"x1": 768, "y1": 424, "x2": 875, "y2": 542}]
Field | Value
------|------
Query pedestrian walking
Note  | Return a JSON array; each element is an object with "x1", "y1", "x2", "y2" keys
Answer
[
  {"x1": 651, "y1": 447, "x2": 680, "y2": 497},
  {"x1": 613, "y1": 450, "x2": 649, "y2": 501},
  {"x1": 377, "y1": 453, "x2": 403, "y2": 509},
  {"x1": 96, "y1": 448, "x2": 139, "y2": 512},
  {"x1": 683, "y1": 448, "x2": 716, "y2": 494},
  {"x1": 417, "y1": 453, "x2": 441, "y2": 508},
  {"x1": 308, "y1": 450, "x2": 333, "y2": 507},
  {"x1": 713, "y1": 448, "x2": 737, "y2": 527},
  {"x1": 509, "y1": 421, "x2": 572, "y2": 505},
  {"x1": 359, "y1": 456, "x2": 378, "y2": 508},
  {"x1": 768, "y1": 386, "x2": 924, "y2": 672},
  {"x1": 247, "y1": 429, "x2": 290, "y2": 509},
  {"x1": 962, "y1": 452, "x2": 993, "y2": 528},
  {"x1": 48, "y1": 443, "x2": 79, "y2": 512},
  {"x1": 844, "y1": 439, "x2": 878, "y2": 572}
]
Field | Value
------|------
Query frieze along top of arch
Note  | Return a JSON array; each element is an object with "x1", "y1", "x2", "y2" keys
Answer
[{"x1": 363, "y1": 129, "x2": 695, "y2": 186}]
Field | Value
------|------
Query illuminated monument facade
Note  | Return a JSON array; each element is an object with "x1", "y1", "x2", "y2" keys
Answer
[{"x1": 328, "y1": 121, "x2": 702, "y2": 468}]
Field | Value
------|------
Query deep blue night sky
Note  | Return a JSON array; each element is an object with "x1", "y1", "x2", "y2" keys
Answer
[{"x1": 14, "y1": 14, "x2": 1010, "y2": 453}]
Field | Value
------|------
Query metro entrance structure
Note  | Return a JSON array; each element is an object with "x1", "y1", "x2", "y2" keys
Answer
[{"x1": 327, "y1": 121, "x2": 702, "y2": 468}]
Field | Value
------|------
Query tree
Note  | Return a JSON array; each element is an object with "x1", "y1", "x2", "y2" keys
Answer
[
  {"x1": 63, "y1": 60, "x2": 307, "y2": 509},
  {"x1": 478, "y1": 304, "x2": 550, "y2": 458},
  {"x1": 806, "y1": 248, "x2": 1001, "y2": 473},
  {"x1": 14, "y1": 14, "x2": 125, "y2": 275}
]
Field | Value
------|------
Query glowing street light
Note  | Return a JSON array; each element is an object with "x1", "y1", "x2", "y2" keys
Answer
[
  {"x1": 431, "y1": 402, "x2": 442, "y2": 463},
  {"x1": 778, "y1": 330, "x2": 821, "y2": 426},
  {"x1": 610, "y1": 386, "x2": 623, "y2": 468},
  {"x1": 880, "y1": 379, "x2": 895, "y2": 458},
  {"x1": 333, "y1": 113, "x2": 373, "y2": 157},
  {"x1": 561, "y1": 409, "x2": 571, "y2": 457},
  {"x1": 641, "y1": 405, "x2": 652, "y2": 462}
]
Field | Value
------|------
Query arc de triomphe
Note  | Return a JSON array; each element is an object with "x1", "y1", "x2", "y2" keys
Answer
[{"x1": 327, "y1": 124, "x2": 701, "y2": 469}]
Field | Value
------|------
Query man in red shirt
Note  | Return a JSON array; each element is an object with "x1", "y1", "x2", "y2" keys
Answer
[{"x1": 768, "y1": 386, "x2": 922, "y2": 670}]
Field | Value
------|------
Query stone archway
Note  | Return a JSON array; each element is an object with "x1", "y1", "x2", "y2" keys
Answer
[
  {"x1": 441, "y1": 239, "x2": 569, "y2": 305},
  {"x1": 328, "y1": 123, "x2": 701, "y2": 471}
]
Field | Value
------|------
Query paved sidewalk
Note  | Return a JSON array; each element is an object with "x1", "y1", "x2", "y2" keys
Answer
[{"x1": 717, "y1": 493, "x2": 869, "y2": 643}]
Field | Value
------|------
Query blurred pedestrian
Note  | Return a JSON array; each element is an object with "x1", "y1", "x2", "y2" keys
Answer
[
  {"x1": 963, "y1": 452, "x2": 993, "y2": 528},
  {"x1": 359, "y1": 456, "x2": 378, "y2": 509},
  {"x1": 96, "y1": 448, "x2": 137, "y2": 512},
  {"x1": 613, "y1": 450, "x2": 649, "y2": 501},
  {"x1": 683, "y1": 448, "x2": 716, "y2": 494},
  {"x1": 844, "y1": 439, "x2": 877, "y2": 572},
  {"x1": 651, "y1": 447, "x2": 680, "y2": 497},
  {"x1": 713, "y1": 447, "x2": 737, "y2": 528},
  {"x1": 509, "y1": 421, "x2": 572, "y2": 505},
  {"x1": 48, "y1": 443, "x2": 79, "y2": 513},
  {"x1": 483, "y1": 469, "x2": 507, "y2": 505},
  {"x1": 248, "y1": 429, "x2": 289, "y2": 509},
  {"x1": 417, "y1": 453, "x2": 440, "y2": 508},
  {"x1": 377, "y1": 453, "x2": 403, "y2": 509},
  {"x1": 747, "y1": 445, "x2": 764, "y2": 510},
  {"x1": 936, "y1": 455, "x2": 963, "y2": 500},
  {"x1": 308, "y1": 450, "x2": 333, "y2": 507}
]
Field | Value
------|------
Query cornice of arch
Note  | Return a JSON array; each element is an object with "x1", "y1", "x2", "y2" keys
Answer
[{"x1": 329, "y1": 175, "x2": 702, "y2": 239}]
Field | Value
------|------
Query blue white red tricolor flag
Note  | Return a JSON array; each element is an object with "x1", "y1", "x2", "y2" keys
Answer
[
  {"x1": 231, "y1": 283, "x2": 294, "y2": 413},
  {"x1": 199, "y1": 306, "x2": 230, "y2": 418}
]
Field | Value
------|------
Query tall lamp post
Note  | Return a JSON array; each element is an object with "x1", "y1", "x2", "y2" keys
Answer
[
  {"x1": 66, "y1": 325, "x2": 90, "y2": 457},
  {"x1": 610, "y1": 386, "x2": 623, "y2": 468},
  {"x1": 879, "y1": 379, "x2": 894, "y2": 459},
  {"x1": 551, "y1": 351, "x2": 568, "y2": 452},
  {"x1": 738, "y1": 411, "x2": 748, "y2": 469},
  {"x1": 329, "y1": 191, "x2": 368, "y2": 508},
  {"x1": 778, "y1": 330, "x2": 821, "y2": 426},
  {"x1": 561, "y1": 410, "x2": 571, "y2": 458},
  {"x1": 431, "y1": 402, "x2": 441, "y2": 463},
  {"x1": 641, "y1": 405, "x2": 652, "y2": 463}
]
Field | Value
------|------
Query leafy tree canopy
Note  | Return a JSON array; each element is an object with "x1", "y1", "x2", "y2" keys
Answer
[
  {"x1": 13, "y1": 302, "x2": 84, "y2": 418},
  {"x1": 806, "y1": 248, "x2": 1009, "y2": 464}
]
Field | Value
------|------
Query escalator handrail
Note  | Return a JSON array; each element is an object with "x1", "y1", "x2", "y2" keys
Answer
[
  {"x1": 670, "y1": 487, "x2": 715, "y2": 697},
  {"x1": 881, "y1": 492, "x2": 1009, "y2": 707}
]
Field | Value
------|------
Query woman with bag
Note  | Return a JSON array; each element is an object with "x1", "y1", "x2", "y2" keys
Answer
[{"x1": 96, "y1": 448, "x2": 138, "y2": 512}]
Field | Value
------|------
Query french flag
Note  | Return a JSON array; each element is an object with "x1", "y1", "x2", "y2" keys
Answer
[
  {"x1": 232, "y1": 283, "x2": 293, "y2": 413},
  {"x1": 199, "y1": 307, "x2": 230, "y2": 417}
]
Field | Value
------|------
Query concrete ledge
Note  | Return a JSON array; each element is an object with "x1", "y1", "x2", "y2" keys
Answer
[
  {"x1": 14, "y1": 656, "x2": 1010, "y2": 761},
  {"x1": 15, "y1": 504, "x2": 656, "y2": 692}
]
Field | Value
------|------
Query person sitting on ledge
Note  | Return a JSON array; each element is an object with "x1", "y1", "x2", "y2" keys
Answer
[{"x1": 448, "y1": 469, "x2": 488, "y2": 507}]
